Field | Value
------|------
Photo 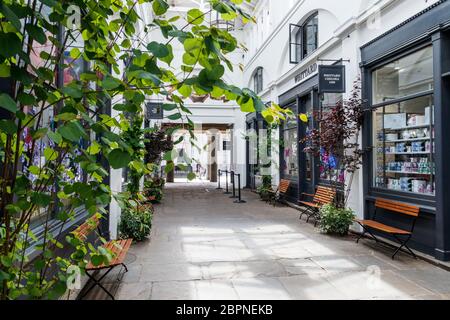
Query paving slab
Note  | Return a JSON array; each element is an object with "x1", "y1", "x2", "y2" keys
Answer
[{"x1": 104, "y1": 182, "x2": 450, "y2": 300}]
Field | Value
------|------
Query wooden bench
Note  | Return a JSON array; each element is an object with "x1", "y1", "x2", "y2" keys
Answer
[
  {"x1": 299, "y1": 186, "x2": 336, "y2": 226},
  {"x1": 355, "y1": 198, "x2": 420, "y2": 260},
  {"x1": 267, "y1": 179, "x2": 291, "y2": 206},
  {"x1": 73, "y1": 215, "x2": 132, "y2": 300}
]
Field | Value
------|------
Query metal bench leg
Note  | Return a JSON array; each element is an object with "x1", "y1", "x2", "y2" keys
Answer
[
  {"x1": 306, "y1": 208, "x2": 317, "y2": 223},
  {"x1": 80, "y1": 267, "x2": 116, "y2": 300},
  {"x1": 121, "y1": 263, "x2": 129, "y2": 273},
  {"x1": 299, "y1": 207, "x2": 308, "y2": 220},
  {"x1": 314, "y1": 213, "x2": 321, "y2": 227},
  {"x1": 356, "y1": 225, "x2": 379, "y2": 244},
  {"x1": 393, "y1": 235, "x2": 417, "y2": 260},
  {"x1": 356, "y1": 230, "x2": 366, "y2": 244}
]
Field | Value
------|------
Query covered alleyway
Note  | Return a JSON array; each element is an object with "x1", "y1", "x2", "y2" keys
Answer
[{"x1": 89, "y1": 183, "x2": 450, "y2": 300}]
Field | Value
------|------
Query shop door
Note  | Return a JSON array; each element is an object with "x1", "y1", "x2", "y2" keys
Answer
[
  {"x1": 246, "y1": 119, "x2": 258, "y2": 189},
  {"x1": 298, "y1": 93, "x2": 315, "y2": 197}
]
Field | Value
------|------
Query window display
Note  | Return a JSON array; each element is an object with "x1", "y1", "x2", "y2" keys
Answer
[
  {"x1": 320, "y1": 93, "x2": 344, "y2": 183},
  {"x1": 372, "y1": 46, "x2": 435, "y2": 196},
  {"x1": 373, "y1": 95, "x2": 435, "y2": 195},
  {"x1": 282, "y1": 106, "x2": 298, "y2": 179}
]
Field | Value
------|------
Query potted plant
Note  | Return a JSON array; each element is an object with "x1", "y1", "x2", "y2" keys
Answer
[
  {"x1": 318, "y1": 204, "x2": 356, "y2": 236},
  {"x1": 257, "y1": 185, "x2": 273, "y2": 201},
  {"x1": 118, "y1": 197, "x2": 153, "y2": 242},
  {"x1": 144, "y1": 177, "x2": 166, "y2": 203},
  {"x1": 257, "y1": 175, "x2": 273, "y2": 201}
]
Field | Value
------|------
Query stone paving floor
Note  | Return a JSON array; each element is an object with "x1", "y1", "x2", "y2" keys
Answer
[{"x1": 87, "y1": 182, "x2": 450, "y2": 300}]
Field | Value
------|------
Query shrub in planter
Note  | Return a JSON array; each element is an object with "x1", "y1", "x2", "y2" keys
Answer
[
  {"x1": 144, "y1": 178, "x2": 166, "y2": 203},
  {"x1": 257, "y1": 185, "x2": 273, "y2": 201},
  {"x1": 119, "y1": 203, "x2": 153, "y2": 242},
  {"x1": 319, "y1": 204, "x2": 355, "y2": 236}
]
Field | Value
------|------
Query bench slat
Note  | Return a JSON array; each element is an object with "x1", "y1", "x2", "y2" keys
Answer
[
  {"x1": 375, "y1": 199, "x2": 420, "y2": 217},
  {"x1": 356, "y1": 219, "x2": 411, "y2": 235},
  {"x1": 279, "y1": 180, "x2": 291, "y2": 194}
]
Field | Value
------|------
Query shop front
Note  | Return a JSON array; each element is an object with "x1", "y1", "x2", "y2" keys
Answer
[
  {"x1": 279, "y1": 73, "x2": 319, "y2": 203},
  {"x1": 361, "y1": 0, "x2": 450, "y2": 260}
]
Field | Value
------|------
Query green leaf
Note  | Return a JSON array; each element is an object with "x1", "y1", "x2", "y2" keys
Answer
[
  {"x1": 28, "y1": 166, "x2": 40, "y2": 175},
  {"x1": 183, "y1": 38, "x2": 202, "y2": 52},
  {"x1": 0, "y1": 64, "x2": 11, "y2": 77},
  {"x1": 102, "y1": 76, "x2": 121, "y2": 90},
  {"x1": 168, "y1": 113, "x2": 182, "y2": 120},
  {"x1": 187, "y1": 9, "x2": 204, "y2": 25},
  {"x1": 87, "y1": 141, "x2": 101, "y2": 155},
  {"x1": 178, "y1": 84, "x2": 192, "y2": 98},
  {"x1": 44, "y1": 147, "x2": 58, "y2": 161},
  {"x1": 48, "y1": 131, "x2": 62, "y2": 144},
  {"x1": 31, "y1": 192, "x2": 52, "y2": 207},
  {"x1": 206, "y1": 65, "x2": 225, "y2": 81},
  {"x1": 17, "y1": 92, "x2": 36, "y2": 105},
  {"x1": 0, "y1": 32, "x2": 22, "y2": 58},
  {"x1": 164, "y1": 161, "x2": 174, "y2": 174},
  {"x1": 0, "y1": 119, "x2": 17, "y2": 134},
  {"x1": 57, "y1": 121, "x2": 88, "y2": 142},
  {"x1": 147, "y1": 41, "x2": 169, "y2": 58},
  {"x1": 187, "y1": 172, "x2": 196, "y2": 181},
  {"x1": 32, "y1": 128, "x2": 48, "y2": 139},
  {"x1": 162, "y1": 103, "x2": 177, "y2": 111},
  {"x1": 0, "y1": 93, "x2": 18, "y2": 113},
  {"x1": 0, "y1": 3, "x2": 21, "y2": 31},
  {"x1": 108, "y1": 149, "x2": 131, "y2": 169},
  {"x1": 153, "y1": 0, "x2": 169, "y2": 15},
  {"x1": 26, "y1": 24, "x2": 47, "y2": 45},
  {"x1": 62, "y1": 84, "x2": 83, "y2": 99}
]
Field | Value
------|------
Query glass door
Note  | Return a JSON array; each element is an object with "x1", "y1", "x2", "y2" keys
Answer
[{"x1": 298, "y1": 93, "x2": 316, "y2": 198}]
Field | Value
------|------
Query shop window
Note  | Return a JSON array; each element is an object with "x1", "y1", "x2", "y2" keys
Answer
[
  {"x1": 319, "y1": 93, "x2": 344, "y2": 183},
  {"x1": 281, "y1": 106, "x2": 298, "y2": 179},
  {"x1": 253, "y1": 67, "x2": 263, "y2": 94},
  {"x1": 372, "y1": 46, "x2": 435, "y2": 196},
  {"x1": 372, "y1": 46, "x2": 433, "y2": 105}
]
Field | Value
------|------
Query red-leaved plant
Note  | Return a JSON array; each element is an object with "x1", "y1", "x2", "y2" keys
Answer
[{"x1": 302, "y1": 78, "x2": 367, "y2": 207}]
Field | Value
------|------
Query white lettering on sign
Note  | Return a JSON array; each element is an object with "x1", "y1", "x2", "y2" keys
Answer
[{"x1": 323, "y1": 73, "x2": 342, "y2": 84}]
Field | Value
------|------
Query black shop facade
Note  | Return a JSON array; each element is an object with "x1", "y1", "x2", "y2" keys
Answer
[{"x1": 360, "y1": 0, "x2": 450, "y2": 261}]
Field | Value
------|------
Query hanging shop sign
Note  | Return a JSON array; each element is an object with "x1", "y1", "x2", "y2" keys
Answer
[
  {"x1": 146, "y1": 102, "x2": 164, "y2": 120},
  {"x1": 294, "y1": 62, "x2": 318, "y2": 84},
  {"x1": 318, "y1": 65, "x2": 346, "y2": 93}
]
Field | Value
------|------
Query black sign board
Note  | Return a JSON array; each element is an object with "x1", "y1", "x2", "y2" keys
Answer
[
  {"x1": 318, "y1": 65, "x2": 346, "y2": 93},
  {"x1": 146, "y1": 102, "x2": 163, "y2": 120}
]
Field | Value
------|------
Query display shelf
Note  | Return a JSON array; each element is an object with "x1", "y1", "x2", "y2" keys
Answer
[
  {"x1": 383, "y1": 124, "x2": 431, "y2": 130},
  {"x1": 385, "y1": 170, "x2": 433, "y2": 175},
  {"x1": 386, "y1": 152, "x2": 430, "y2": 155},
  {"x1": 375, "y1": 187, "x2": 435, "y2": 197},
  {"x1": 383, "y1": 137, "x2": 430, "y2": 143}
]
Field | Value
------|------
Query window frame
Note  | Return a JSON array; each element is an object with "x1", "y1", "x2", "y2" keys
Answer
[
  {"x1": 368, "y1": 44, "x2": 436, "y2": 200},
  {"x1": 289, "y1": 12, "x2": 319, "y2": 64},
  {"x1": 301, "y1": 13, "x2": 319, "y2": 59},
  {"x1": 253, "y1": 67, "x2": 263, "y2": 94}
]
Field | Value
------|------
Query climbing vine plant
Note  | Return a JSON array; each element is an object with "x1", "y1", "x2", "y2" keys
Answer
[{"x1": 0, "y1": 0, "x2": 289, "y2": 300}]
